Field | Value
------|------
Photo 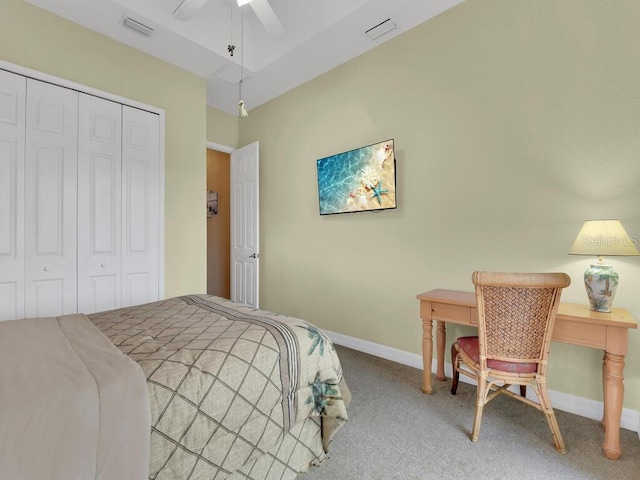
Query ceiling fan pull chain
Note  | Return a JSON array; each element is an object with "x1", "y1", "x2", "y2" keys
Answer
[{"x1": 238, "y1": 8, "x2": 248, "y2": 117}]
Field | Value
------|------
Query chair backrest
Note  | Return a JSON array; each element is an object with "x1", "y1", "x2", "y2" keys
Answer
[{"x1": 472, "y1": 272, "x2": 571, "y2": 369}]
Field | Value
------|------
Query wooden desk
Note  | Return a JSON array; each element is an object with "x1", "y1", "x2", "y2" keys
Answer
[{"x1": 417, "y1": 289, "x2": 637, "y2": 460}]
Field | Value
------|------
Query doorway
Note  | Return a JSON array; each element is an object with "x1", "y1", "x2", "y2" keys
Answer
[{"x1": 206, "y1": 148, "x2": 230, "y2": 298}]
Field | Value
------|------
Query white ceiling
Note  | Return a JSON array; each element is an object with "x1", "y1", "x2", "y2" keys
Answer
[{"x1": 24, "y1": 0, "x2": 464, "y2": 115}]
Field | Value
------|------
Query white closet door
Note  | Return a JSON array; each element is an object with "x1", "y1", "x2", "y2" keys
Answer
[
  {"x1": 0, "y1": 70, "x2": 26, "y2": 321},
  {"x1": 24, "y1": 79, "x2": 79, "y2": 318},
  {"x1": 78, "y1": 94, "x2": 122, "y2": 314},
  {"x1": 122, "y1": 106, "x2": 160, "y2": 307}
]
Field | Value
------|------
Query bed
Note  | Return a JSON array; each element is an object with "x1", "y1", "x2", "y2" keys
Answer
[{"x1": 0, "y1": 294, "x2": 350, "y2": 480}]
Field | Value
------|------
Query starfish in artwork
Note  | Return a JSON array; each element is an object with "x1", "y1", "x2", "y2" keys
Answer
[{"x1": 371, "y1": 181, "x2": 388, "y2": 205}]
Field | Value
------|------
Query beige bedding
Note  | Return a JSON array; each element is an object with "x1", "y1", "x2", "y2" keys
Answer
[
  {"x1": 89, "y1": 295, "x2": 350, "y2": 480},
  {"x1": 0, "y1": 314, "x2": 150, "y2": 480}
]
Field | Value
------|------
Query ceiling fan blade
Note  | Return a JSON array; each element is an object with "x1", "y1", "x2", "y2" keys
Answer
[
  {"x1": 249, "y1": 0, "x2": 285, "y2": 37},
  {"x1": 173, "y1": 0, "x2": 209, "y2": 21}
]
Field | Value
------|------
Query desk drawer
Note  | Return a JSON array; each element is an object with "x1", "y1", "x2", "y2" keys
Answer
[
  {"x1": 553, "y1": 319, "x2": 606, "y2": 349},
  {"x1": 432, "y1": 303, "x2": 471, "y2": 325}
]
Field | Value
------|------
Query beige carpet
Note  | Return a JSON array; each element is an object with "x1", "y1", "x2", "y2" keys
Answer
[{"x1": 300, "y1": 345, "x2": 640, "y2": 480}]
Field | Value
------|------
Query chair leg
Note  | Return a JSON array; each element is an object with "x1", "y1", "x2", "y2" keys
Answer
[
  {"x1": 471, "y1": 375, "x2": 488, "y2": 442},
  {"x1": 538, "y1": 384, "x2": 566, "y2": 454},
  {"x1": 451, "y1": 343, "x2": 460, "y2": 395}
]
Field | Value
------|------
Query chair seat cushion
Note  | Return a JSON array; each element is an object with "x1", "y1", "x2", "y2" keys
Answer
[{"x1": 457, "y1": 336, "x2": 538, "y2": 374}]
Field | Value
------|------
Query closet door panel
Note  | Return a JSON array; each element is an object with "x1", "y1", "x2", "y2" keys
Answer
[
  {"x1": 122, "y1": 106, "x2": 160, "y2": 307},
  {"x1": 78, "y1": 94, "x2": 122, "y2": 314},
  {"x1": 0, "y1": 70, "x2": 26, "y2": 321},
  {"x1": 24, "y1": 79, "x2": 78, "y2": 318}
]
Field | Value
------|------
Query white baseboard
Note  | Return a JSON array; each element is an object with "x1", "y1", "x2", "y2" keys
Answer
[{"x1": 324, "y1": 330, "x2": 640, "y2": 434}]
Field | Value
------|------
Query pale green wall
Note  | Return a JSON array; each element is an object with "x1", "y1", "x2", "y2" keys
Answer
[
  {"x1": 0, "y1": 0, "x2": 207, "y2": 297},
  {"x1": 238, "y1": 0, "x2": 640, "y2": 411},
  {"x1": 208, "y1": 106, "x2": 239, "y2": 149}
]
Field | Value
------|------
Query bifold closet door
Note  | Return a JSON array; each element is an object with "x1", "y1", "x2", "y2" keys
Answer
[
  {"x1": 77, "y1": 94, "x2": 122, "y2": 314},
  {"x1": 0, "y1": 70, "x2": 26, "y2": 321},
  {"x1": 122, "y1": 106, "x2": 160, "y2": 307},
  {"x1": 24, "y1": 79, "x2": 79, "y2": 318}
]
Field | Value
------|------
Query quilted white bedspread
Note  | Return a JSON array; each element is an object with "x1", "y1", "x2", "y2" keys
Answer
[{"x1": 89, "y1": 295, "x2": 350, "y2": 480}]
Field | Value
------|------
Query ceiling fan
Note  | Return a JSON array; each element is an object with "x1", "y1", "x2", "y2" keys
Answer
[{"x1": 173, "y1": 0, "x2": 285, "y2": 36}]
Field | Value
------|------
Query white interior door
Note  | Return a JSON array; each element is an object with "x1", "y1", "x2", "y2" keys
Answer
[
  {"x1": 24, "y1": 79, "x2": 79, "y2": 318},
  {"x1": 230, "y1": 141, "x2": 259, "y2": 308},
  {"x1": 0, "y1": 69, "x2": 26, "y2": 321},
  {"x1": 121, "y1": 105, "x2": 160, "y2": 307},
  {"x1": 78, "y1": 94, "x2": 122, "y2": 314}
]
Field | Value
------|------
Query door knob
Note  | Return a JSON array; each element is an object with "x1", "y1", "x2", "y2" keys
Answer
[
  {"x1": 249, "y1": 253, "x2": 260, "y2": 259},
  {"x1": 101, "y1": 263, "x2": 106, "y2": 268},
  {"x1": 43, "y1": 266, "x2": 49, "y2": 272}
]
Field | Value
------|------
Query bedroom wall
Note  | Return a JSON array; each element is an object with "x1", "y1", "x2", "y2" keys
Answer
[
  {"x1": 0, "y1": 0, "x2": 207, "y2": 298},
  {"x1": 208, "y1": 107, "x2": 239, "y2": 149},
  {"x1": 232, "y1": 0, "x2": 640, "y2": 412}
]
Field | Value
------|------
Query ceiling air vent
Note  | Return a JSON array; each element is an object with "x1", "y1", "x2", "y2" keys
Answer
[
  {"x1": 173, "y1": 0, "x2": 209, "y2": 21},
  {"x1": 365, "y1": 18, "x2": 396, "y2": 41},
  {"x1": 122, "y1": 17, "x2": 154, "y2": 37},
  {"x1": 213, "y1": 65, "x2": 251, "y2": 86}
]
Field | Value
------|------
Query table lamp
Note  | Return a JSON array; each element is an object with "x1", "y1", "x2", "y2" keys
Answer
[{"x1": 569, "y1": 219, "x2": 639, "y2": 313}]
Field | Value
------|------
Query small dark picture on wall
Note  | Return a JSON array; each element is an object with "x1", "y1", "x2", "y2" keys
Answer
[{"x1": 207, "y1": 190, "x2": 218, "y2": 217}]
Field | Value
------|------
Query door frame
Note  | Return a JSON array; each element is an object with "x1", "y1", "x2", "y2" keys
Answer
[
  {"x1": 206, "y1": 141, "x2": 234, "y2": 301},
  {"x1": 205, "y1": 143, "x2": 233, "y2": 298},
  {"x1": 206, "y1": 141, "x2": 259, "y2": 307}
]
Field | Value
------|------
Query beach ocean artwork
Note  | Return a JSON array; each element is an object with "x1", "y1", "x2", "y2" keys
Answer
[{"x1": 317, "y1": 139, "x2": 397, "y2": 215}]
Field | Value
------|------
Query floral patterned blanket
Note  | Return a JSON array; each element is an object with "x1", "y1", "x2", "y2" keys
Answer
[{"x1": 89, "y1": 295, "x2": 350, "y2": 480}]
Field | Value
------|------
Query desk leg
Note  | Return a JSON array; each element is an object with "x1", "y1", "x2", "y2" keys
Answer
[
  {"x1": 436, "y1": 320, "x2": 447, "y2": 381},
  {"x1": 421, "y1": 317, "x2": 433, "y2": 394},
  {"x1": 601, "y1": 351, "x2": 625, "y2": 460}
]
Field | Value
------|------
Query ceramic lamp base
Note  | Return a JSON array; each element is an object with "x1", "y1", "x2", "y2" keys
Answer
[{"x1": 584, "y1": 264, "x2": 618, "y2": 313}]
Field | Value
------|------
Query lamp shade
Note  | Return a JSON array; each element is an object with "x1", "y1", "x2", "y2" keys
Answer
[
  {"x1": 568, "y1": 220, "x2": 639, "y2": 257},
  {"x1": 569, "y1": 219, "x2": 638, "y2": 313}
]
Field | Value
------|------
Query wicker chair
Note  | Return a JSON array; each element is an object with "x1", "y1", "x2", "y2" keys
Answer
[{"x1": 450, "y1": 271, "x2": 571, "y2": 453}]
